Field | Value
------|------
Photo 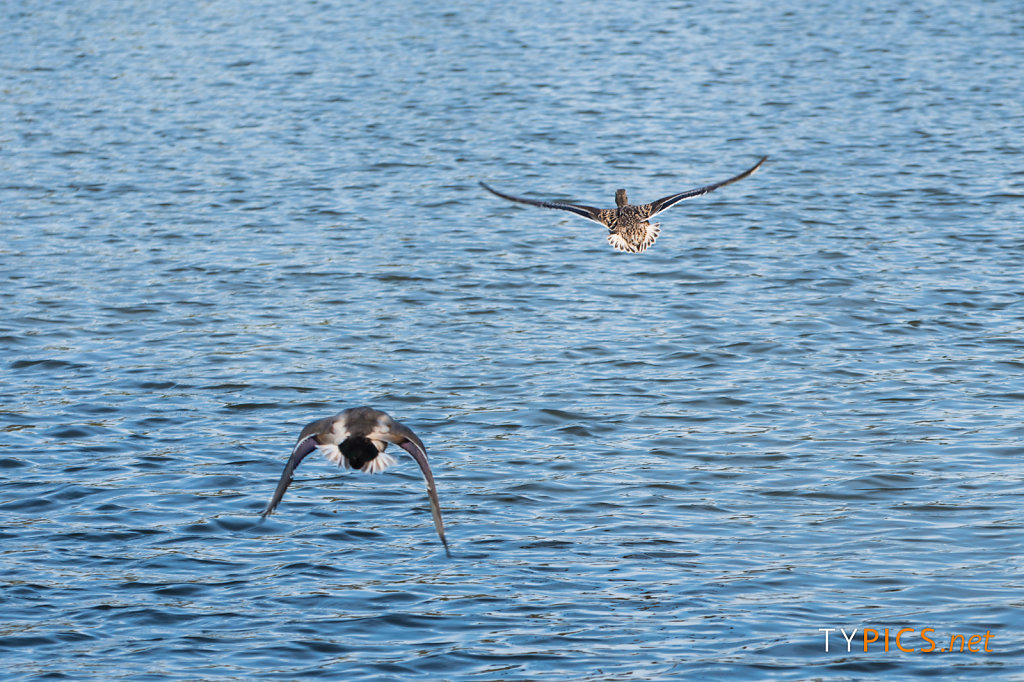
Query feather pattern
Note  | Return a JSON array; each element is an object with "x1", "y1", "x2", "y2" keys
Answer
[
  {"x1": 481, "y1": 155, "x2": 766, "y2": 254},
  {"x1": 259, "y1": 406, "x2": 450, "y2": 556}
]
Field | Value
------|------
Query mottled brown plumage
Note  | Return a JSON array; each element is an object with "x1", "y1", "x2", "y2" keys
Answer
[{"x1": 481, "y1": 156, "x2": 767, "y2": 253}]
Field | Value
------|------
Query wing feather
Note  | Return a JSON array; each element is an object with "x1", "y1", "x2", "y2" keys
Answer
[
  {"x1": 260, "y1": 434, "x2": 321, "y2": 519},
  {"x1": 385, "y1": 422, "x2": 451, "y2": 556},
  {"x1": 480, "y1": 181, "x2": 606, "y2": 225},
  {"x1": 644, "y1": 155, "x2": 767, "y2": 219}
]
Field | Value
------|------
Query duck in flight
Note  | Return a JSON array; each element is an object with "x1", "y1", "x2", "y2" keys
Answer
[
  {"x1": 260, "y1": 406, "x2": 450, "y2": 556},
  {"x1": 480, "y1": 155, "x2": 767, "y2": 254}
]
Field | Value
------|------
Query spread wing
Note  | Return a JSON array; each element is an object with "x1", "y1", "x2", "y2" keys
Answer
[
  {"x1": 260, "y1": 434, "x2": 321, "y2": 519},
  {"x1": 644, "y1": 155, "x2": 767, "y2": 219},
  {"x1": 382, "y1": 422, "x2": 451, "y2": 557},
  {"x1": 480, "y1": 181, "x2": 606, "y2": 226}
]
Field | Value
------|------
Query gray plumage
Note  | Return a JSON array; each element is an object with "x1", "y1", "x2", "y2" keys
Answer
[
  {"x1": 260, "y1": 406, "x2": 449, "y2": 556},
  {"x1": 480, "y1": 155, "x2": 767, "y2": 254}
]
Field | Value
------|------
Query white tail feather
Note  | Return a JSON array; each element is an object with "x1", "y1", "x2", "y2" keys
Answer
[
  {"x1": 607, "y1": 222, "x2": 660, "y2": 253},
  {"x1": 361, "y1": 451, "x2": 397, "y2": 473},
  {"x1": 320, "y1": 444, "x2": 345, "y2": 467}
]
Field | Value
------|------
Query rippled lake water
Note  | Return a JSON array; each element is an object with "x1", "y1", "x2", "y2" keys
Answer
[{"x1": 2, "y1": 0, "x2": 1023, "y2": 679}]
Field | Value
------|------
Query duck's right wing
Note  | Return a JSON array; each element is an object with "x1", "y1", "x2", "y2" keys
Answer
[
  {"x1": 383, "y1": 421, "x2": 451, "y2": 557},
  {"x1": 644, "y1": 155, "x2": 768, "y2": 219}
]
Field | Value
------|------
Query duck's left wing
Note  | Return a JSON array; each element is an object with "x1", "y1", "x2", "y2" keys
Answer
[
  {"x1": 480, "y1": 181, "x2": 606, "y2": 226},
  {"x1": 260, "y1": 434, "x2": 321, "y2": 519}
]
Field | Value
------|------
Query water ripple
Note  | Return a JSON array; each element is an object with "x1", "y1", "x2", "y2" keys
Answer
[{"x1": 2, "y1": 0, "x2": 1024, "y2": 679}]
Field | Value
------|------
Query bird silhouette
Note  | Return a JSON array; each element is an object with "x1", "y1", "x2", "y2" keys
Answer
[
  {"x1": 481, "y1": 155, "x2": 767, "y2": 253},
  {"x1": 260, "y1": 406, "x2": 449, "y2": 556}
]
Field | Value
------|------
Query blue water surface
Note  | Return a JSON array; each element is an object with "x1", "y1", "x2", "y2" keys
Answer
[{"x1": 2, "y1": 0, "x2": 1023, "y2": 679}]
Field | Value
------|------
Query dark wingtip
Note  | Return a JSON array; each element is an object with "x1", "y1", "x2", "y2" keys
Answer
[{"x1": 259, "y1": 500, "x2": 278, "y2": 520}]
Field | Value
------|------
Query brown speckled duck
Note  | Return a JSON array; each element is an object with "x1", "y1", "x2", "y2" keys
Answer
[{"x1": 481, "y1": 155, "x2": 767, "y2": 254}]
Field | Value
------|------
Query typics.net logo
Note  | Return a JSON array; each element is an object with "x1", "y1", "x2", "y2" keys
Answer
[{"x1": 820, "y1": 627, "x2": 994, "y2": 654}]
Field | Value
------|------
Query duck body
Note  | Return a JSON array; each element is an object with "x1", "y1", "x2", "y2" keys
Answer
[
  {"x1": 481, "y1": 155, "x2": 767, "y2": 253},
  {"x1": 260, "y1": 406, "x2": 450, "y2": 555}
]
